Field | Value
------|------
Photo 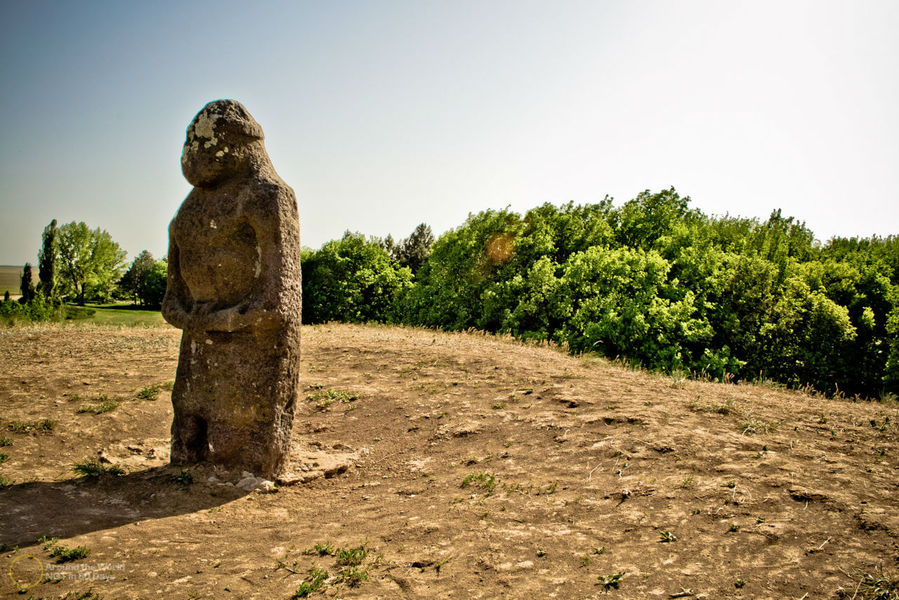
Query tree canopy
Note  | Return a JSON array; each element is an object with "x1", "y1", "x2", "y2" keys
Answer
[
  {"x1": 55, "y1": 221, "x2": 127, "y2": 305},
  {"x1": 301, "y1": 231, "x2": 412, "y2": 324},
  {"x1": 119, "y1": 250, "x2": 167, "y2": 308},
  {"x1": 394, "y1": 223, "x2": 435, "y2": 274}
]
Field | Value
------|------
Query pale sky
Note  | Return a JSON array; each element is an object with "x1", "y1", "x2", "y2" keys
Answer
[{"x1": 1, "y1": 0, "x2": 897, "y2": 265}]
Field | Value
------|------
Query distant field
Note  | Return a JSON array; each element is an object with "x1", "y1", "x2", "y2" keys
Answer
[{"x1": 0, "y1": 265, "x2": 23, "y2": 297}]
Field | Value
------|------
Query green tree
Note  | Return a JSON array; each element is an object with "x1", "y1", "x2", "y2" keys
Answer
[
  {"x1": 37, "y1": 219, "x2": 57, "y2": 300},
  {"x1": 302, "y1": 232, "x2": 413, "y2": 323},
  {"x1": 56, "y1": 222, "x2": 127, "y2": 305},
  {"x1": 556, "y1": 246, "x2": 712, "y2": 372},
  {"x1": 395, "y1": 223, "x2": 435, "y2": 274},
  {"x1": 120, "y1": 251, "x2": 168, "y2": 308},
  {"x1": 611, "y1": 188, "x2": 698, "y2": 251},
  {"x1": 502, "y1": 256, "x2": 566, "y2": 341},
  {"x1": 398, "y1": 208, "x2": 524, "y2": 330},
  {"x1": 375, "y1": 234, "x2": 397, "y2": 258},
  {"x1": 515, "y1": 200, "x2": 615, "y2": 266},
  {"x1": 399, "y1": 202, "x2": 616, "y2": 335},
  {"x1": 144, "y1": 259, "x2": 168, "y2": 308},
  {"x1": 748, "y1": 209, "x2": 816, "y2": 280},
  {"x1": 19, "y1": 263, "x2": 35, "y2": 303}
]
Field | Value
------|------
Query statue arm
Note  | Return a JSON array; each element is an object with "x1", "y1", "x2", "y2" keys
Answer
[{"x1": 161, "y1": 234, "x2": 192, "y2": 330}]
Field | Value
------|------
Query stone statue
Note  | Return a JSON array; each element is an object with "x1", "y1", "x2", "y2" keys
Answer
[{"x1": 162, "y1": 100, "x2": 301, "y2": 479}]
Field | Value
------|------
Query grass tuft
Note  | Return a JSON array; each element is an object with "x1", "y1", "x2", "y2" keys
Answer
[
  {"x1": 303, "y1": 543, "x2": 335, "y2": 556},
  {"x1": 306, "y1": 389, "x2": 359, "y2": 410},
  {"x1": 461, "y1": 472, "x2": 497, "y2": 495},
  {"x1": 72, "y1": 458, "x2": 125, "y2": 478},
  {"x1": 42, "y1": 537, "x2": 91, "y2": 563},
  {"x1": 136, "y1": 385, "x2": 160, "y2": 401},
  {"x1": 51, "y1": 544, "x2": 91, "y2": 563},
  {"x1": 659, "y1": 530, "x2": 677, "y2": 543},
  {"x1": 7, "y1": 419, "x2": 55, "y2": 434},
  {"x1": 172, "y1": 469, "x2": 193, "y2": 486},
  {"x1": 336, "y1": 544, "x2": 369, "y2": 567},
  {"x1": 338, "y1": 566, "x2": 368, "y2": 587},
  {"x1": 76, "y1": 395, "x2": 120, "y2": 414},
  {"x1": 837, "y1": 568, "x2": 899, "y2": 600},
  {"x1": 293, "y1": 565, "x2": 329, "y2": 598},
  {"x1": 598, "y1": 571, "x2": 625, "y2": 590}
]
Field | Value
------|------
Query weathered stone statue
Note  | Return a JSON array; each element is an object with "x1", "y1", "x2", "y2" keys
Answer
[{"x1": 162, "y1": 100, "x2": 301, "y2": 479}]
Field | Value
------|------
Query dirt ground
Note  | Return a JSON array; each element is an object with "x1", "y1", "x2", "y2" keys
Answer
[{"x1": 0, "y1": 322, "x2": 896, "y2": 599}]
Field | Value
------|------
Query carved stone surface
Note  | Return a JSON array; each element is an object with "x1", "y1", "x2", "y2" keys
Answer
[{"x1": 162, "y1": 100, "x2": 301, "y2": 479}]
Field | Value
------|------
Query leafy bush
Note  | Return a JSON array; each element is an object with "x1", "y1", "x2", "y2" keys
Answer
[
  {"x1": 0, "y1": 292, "x2": 64, "y2": 325},
  {"x1": 556, "y1": 246, "x2": 712, "y2": 372},
  {"x1": 302, "y1": 232, "x2": 412, "y2": 324},
  {"x1": 302, "y1": 189, "x2": 899, "y2": 397}
]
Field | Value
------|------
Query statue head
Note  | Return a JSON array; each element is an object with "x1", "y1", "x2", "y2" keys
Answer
[{"x1": 181, "y1": 100, "x2": 266, "y2": 188}]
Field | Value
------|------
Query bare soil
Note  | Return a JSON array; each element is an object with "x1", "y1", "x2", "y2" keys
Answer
[{"x1": 0, "y1": 323, "x2": 896, "y2": 599}]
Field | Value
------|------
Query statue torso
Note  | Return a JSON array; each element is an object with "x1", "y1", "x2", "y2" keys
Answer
[{"x1": 172, "y1": 186, "x2": 260, "y2": 309}]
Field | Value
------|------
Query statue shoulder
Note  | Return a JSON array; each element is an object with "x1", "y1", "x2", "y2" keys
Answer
[
  {"x1": 169, "y1": 190, "x2": 201, "y2": 233},
  {"x1": 244, "y1": 174, "x2": 297, "y2": 214}
]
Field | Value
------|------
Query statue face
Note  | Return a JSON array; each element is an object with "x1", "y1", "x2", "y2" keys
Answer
[
  {"x1": 181, "y1": 101, "x2": 267, "y2": 188},
  {"x1": 181, "y1": 110, "x2": 242, "y2": 188}
]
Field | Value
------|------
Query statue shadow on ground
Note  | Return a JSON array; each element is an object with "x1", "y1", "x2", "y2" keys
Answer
[{"x1": 0, "y1": 465, "x2": 249, "y2": 548}]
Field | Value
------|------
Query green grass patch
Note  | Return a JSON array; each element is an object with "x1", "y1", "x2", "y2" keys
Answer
[
  {"x1": 336, "y1": 544, "x2": 369, "y2": 567},
  {"x1": 7, "y1": 419, "x2": 55, "y2": 435},
  {"x1": 291, "y1": 543, "x2": 373, "y2": 596},
  {"x1": 306, "y1": 389, "x2": 359, "y2": 406},
  {"x1": 659, "y1": 530, "x2": 677, "y2": 543},
  {"x1": 72, "y1": 458, "x2": 125, "y2": 478},
  {"x1": 66, "y1": 303, "x2": 166, "y2": 327},
  {"x1": 50, "y1": 544, "x2": 91, "y2": 562},
  {"x1": 41, "y1": 536, "x2": 91, "y2": 563},
  {"x1": 172, "y1": 469, "x2": 193, "y2": 486},
  {"x1": 63, "y1": 305, "x2": 97, "y2": 320},
  {"x1": 303, "y1": 542, "x2": 336, "y2": 556},
  {"x1": 598, "y1": 571, "x2": 625, "y2": 590},
  {"x1": 461, "y1": 472, "x2": 497, "y2": 495},
  {"x1": 39, "y1": 535, "x2": 59, "y2": 550},
  {"x1": 337, "y1": 566, "x2": 368, "y2": 587},
  {"x1": 293, "y1": 565, "x2": 329, "y2": 598},
  {"x1": 838, "y1": 568, "x2": 899, "y2": 600},
  {"x1": 76, "y1": 395, "x2": 119, "y2": 414},
  {"x1": 136, "y1": 385, "x2": 160, "y2": 401}
]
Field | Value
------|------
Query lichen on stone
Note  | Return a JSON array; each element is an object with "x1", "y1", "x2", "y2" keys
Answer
[{"x1": 192, "y1": 111, "x2": 221, "y2": 148}]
